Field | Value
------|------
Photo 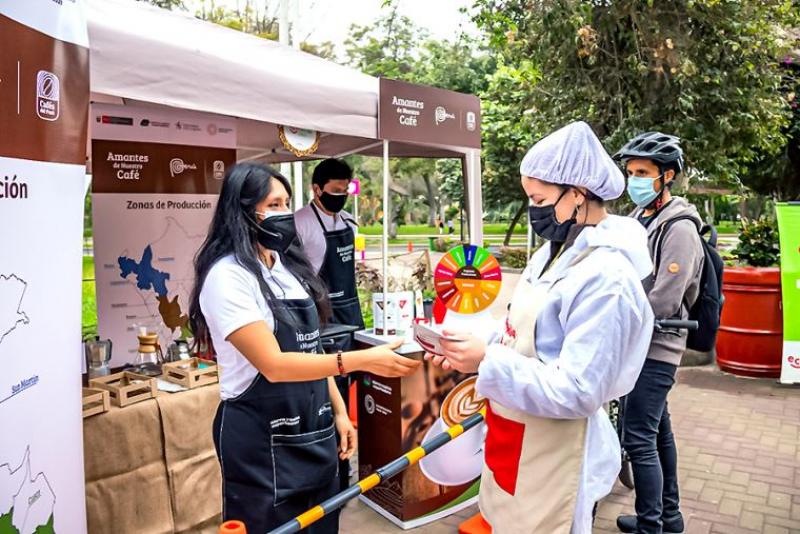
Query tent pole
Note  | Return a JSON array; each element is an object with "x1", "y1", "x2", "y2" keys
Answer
[
  {"x1": 382, "y1": 140, "x2": 389, "y2": 333},
  {"x1": 293, "y1": 161, "x2": 303, "y2": 210},
  {"x1": 460, "y1": 155, "x2": 468, "y2": 243},
  {"x1": 278, "y1": 0, "x2": 293, "y2": 193},
  {"x1": 290, "y1": 0, "x2": 303, "y2": 211},
  {"x1": 466, "y1": 149, "x2": 483, "y2": 246}
]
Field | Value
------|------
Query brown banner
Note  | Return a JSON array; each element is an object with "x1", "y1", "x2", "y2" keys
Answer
[
  {"x1": 378, "y1": 78, "x2": 481, "y2": 149},
  {"x1": 0, "y1": 14, "x2": 89, "y2": 165},
  {"x1": 91, "y1": 140, "x2": 236, "y2": 194}
]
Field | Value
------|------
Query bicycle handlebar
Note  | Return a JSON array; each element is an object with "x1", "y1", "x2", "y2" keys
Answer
[{"x1": 654, "y1": 319, "x2": 699, "y2": 331}]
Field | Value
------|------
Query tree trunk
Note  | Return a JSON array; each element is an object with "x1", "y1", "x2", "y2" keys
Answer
[
  {"x1": 504, "y1": 202, "x2": 526, "y2": 246},
  {"x1": 389, "y1": 199, "x2": 401, "y2": 239},
  {"x1": 752, "y1": 197, "x2": 764, "y2": 220},
  {"x1": 708, "y1": 197, "x2": 716, "y2": 224},
  {"x1": 421, "y1": 174, "x2": 437, "y2": 226}
]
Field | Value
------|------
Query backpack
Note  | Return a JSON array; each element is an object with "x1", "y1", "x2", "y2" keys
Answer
[{"x1": 653, "y1": 215, "x2": 725, "y2": 352}]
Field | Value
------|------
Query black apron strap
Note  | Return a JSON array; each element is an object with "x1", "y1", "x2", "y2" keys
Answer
[{"x1": 310, "y1": 202, "x2": 336, "y2": 233}]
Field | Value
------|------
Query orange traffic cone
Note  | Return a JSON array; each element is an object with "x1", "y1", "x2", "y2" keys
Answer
[
  {"x1": 459, "y1": 512, "x2": 491, "y2": 534},
  {"x1": 219, "y1": 520, "x2": 246, "y2": 534}
]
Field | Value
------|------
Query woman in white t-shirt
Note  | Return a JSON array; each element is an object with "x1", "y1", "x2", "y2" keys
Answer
[{"x1": 188, "y1": 163, "x2": 419, "y2": 534}]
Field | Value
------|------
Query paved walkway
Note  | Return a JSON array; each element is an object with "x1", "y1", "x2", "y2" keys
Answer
[{"x1": 341, "y1": 366, "x2": 800, "y2": 533}]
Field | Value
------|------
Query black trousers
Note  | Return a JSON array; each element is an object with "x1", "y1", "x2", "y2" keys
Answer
[{"x1": 622, "y1": 359, "x2": 681, "y2": 534}]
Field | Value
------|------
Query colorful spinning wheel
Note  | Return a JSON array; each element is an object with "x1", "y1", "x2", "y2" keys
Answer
[{"x1": 434, "y1": 244, "x2": 502, "y2": 314}]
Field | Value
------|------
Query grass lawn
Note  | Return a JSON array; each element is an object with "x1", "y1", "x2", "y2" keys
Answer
[
  {"x1": 363, "y1": 237, "x2": 528, "y2": 246},
  {"x1": 82, "y1": 255, "x2": 97, "y2": 339},
  {"x1": 358, "y1": 220, "x2": 741, "y2": 237},
  {"x1": 715, "y1": 222, "x2": 738, "y2": 235},
  {"x1": 359, "y1": 223, "x2": 527, "y2": 236}
]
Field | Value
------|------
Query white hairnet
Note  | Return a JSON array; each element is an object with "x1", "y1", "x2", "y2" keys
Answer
[{"x1": 520, "y1": 121, "x2": 625, "y2": 200}]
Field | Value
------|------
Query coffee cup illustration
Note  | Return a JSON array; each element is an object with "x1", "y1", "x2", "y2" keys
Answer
[{"x1": 419, "y1": 376, "x2": 486, "y2": 486}]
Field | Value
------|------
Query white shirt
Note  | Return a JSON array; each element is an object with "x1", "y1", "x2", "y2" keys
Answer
[
  {"x1": 199, "y1": 253, "x2": 309, "y2": 400},
  {"x1": 294, "y1": 202, "x2": 356, "y2": 274},
  {"x1": 477, "y1": 216, "x2": 655, "y2": 534}
]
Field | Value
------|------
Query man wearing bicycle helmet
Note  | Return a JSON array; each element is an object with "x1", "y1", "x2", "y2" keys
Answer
[{"x1": 613, "y1": 132, "x2": 705, "y2": 534}]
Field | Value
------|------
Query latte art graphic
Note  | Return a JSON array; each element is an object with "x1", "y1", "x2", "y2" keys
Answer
[{"x1": 441, "y1": 376, "x2": 485, "y2": 427}]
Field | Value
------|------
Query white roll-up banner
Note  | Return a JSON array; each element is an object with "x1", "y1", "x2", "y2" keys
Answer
[{"x1": 0, "y1": 1, "x2": 90, "y2": 533}]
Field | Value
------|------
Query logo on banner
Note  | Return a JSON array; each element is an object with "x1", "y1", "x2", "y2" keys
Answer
[
  {"x1": 789, "y1": 355, "x2": 800, "y2": 370},
  {"x1": 97, "y1": 115, "x2": 134, "y2": 126},
  {"x1": 207, "y1": 123, "x2": 218, "y2": 136},
  {"x1": 466, "y1": 111, "x2": 477, "y2": 132},
  {"x1": 176, "y1": 121, "x2": 201, "y2": 132},
  {"x1": 140, "y1": 118, "x2": 170, "y2": 129},
  {"x1": 36, "y1": 71, "x2": 60, "y2": 121},
  {"x1": 364, "y1": 394, "x2": 376, "y2": 415},
  {"x1": 213, "y1": 161, "x2": 226, "y2": 180},
  {"x1": 434, "y1": 105, "x2": 455, "y2": 125},
  {"x1": 169, "y1": 158, "x2": 198, "y2": 177}
]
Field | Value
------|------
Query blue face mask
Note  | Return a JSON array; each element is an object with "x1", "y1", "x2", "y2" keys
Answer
[{"x1": 626, "y1": 175, "x2": 663, "y2": 208}]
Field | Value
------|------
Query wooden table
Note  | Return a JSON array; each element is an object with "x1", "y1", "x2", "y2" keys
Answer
[{"x1": 83, "y1": 384, "x2": 222, "y2": 534}]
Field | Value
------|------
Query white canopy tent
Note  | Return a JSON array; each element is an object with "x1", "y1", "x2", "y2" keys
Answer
[{"x1": 85, "y1": 0, "x2": 484, "y2": 246}]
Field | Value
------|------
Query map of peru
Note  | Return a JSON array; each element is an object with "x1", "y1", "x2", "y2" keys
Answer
[
  {"x1": 0, "y1": 274, "x2": 29, "y2": 346},
  {"x1": 118, "y1": 244, "x2": 189, "y2": 333},
  {"x1": 0, "y1": 448, "x2": 56, "y2": 534}
]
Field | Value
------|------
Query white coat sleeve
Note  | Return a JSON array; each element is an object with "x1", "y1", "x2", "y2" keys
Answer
[{"x1": 475, "y1": 278, "x2": 649, "y2": 419}]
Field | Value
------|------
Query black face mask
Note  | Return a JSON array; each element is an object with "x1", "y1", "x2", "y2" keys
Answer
[
  {"x1": 528, "y1": 189, "x2": 577, "y2": 242},
  {"x1": 319, "y1": 192, "x2": 348, "y2": 213},
  {"x1": 253, "y1": 212, "x2": 297, "y2": 253}
]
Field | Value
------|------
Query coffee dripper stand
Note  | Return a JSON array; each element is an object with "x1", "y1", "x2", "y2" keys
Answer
[{"x1": 130, "y1": 327, "x2": 164, "y2": 377}]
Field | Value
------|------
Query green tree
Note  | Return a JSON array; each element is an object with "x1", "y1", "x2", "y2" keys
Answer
[
  {"x1": 300, "y1": 41, "x2": 336, "y2": 60},
  {"x1": 344, "y1": 3, "x2": 427, "y2": 79},
  {"x1": 193, "y1": 1, "x2": 336, "y2": 59},
  {"x1": 196, "y1": 0, "x2": 279, "y2": 39},
  {"x1": 473, "y1": 0, "x2": 799, "y2": 190},
  {"x1": 138, "y1": 0, "x2": 184, "y2": 9},
  {"x1": 480, "y1": 60, "x2": 541, "y2": 243},
  {"x1": 415, "y1": 38, "x2": 495, "y2": 96},
  {"x1": 744, "y1": 54, "x2": 800, "y2": 199}
]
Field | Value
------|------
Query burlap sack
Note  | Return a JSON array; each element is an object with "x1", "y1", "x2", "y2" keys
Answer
[
  {"x1": 83, "y1": 384, "x2": 223, "y2": 533},
  {"x1": 156, "y1": 385, "x2": 222, "y2": 532},
  {"x1": 83, "y1": 397, "x2": 173, "y2": 534}
]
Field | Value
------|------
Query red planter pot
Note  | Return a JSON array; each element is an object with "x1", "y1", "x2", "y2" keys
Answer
[{"x1": 716, "y1": 267, "x2": 783, "y2": 378}]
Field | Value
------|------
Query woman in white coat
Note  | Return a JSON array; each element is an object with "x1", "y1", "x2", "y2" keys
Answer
[{"x1": 428, "y1": 121, "x2": 654, "y2": 533}]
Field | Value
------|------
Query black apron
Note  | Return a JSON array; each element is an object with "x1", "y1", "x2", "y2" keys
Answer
[
  {"x1": 311, "y1": 203, "x2": 363, "y2": 492},
  {"x1": 212, "y1": 297, "x2": 339, "y2": 534},
  {"x1": 311, "y1": 203, "x2": 364, "y2": 329}
]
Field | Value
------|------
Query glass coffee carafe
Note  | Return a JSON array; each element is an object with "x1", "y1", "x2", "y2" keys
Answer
[{"x1": 130, "y1": 327, "x2": 164, "y2": 377}]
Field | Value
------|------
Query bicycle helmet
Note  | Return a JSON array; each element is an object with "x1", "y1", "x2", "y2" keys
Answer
[{"x1": 613, "y1": 131, "x2": 684, "y2": 173}]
